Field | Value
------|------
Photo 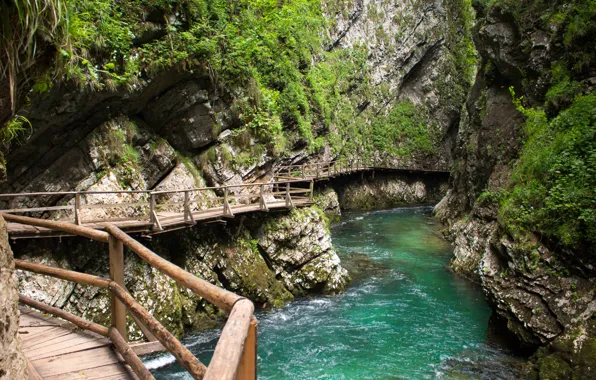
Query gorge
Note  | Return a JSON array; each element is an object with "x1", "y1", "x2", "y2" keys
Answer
[{"x1": 0, "y1": 0, "x2": 595, "y2": 379}]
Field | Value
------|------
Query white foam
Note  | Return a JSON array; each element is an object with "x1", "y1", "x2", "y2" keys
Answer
[{"x1": 144, "y1": 353, "x2": 176, "y2": 370}]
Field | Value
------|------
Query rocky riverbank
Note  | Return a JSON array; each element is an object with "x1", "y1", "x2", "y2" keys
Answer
[{"x1": 436, "y1": 2, "x2": 596, "y2": 377}]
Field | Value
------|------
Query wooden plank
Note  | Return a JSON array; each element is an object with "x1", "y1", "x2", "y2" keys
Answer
[
  {"x1": 27, "y1": 359, "x2": 43, "y2": 380},
  {"x1": 21, "y1": 327, "x2": 74, "y2": 349},
  {"x1": 31, "y1": 346, "x2": 123, "y2": 377},
  {"x1": 23, "y1": 326, "x2": 107, "y2": 354},
  {"x1": 44, "y1": 363, "x2": 137, "y2": 380},
  {"x1": 26, "y1": 337, "x2": 111, "y2": 361}
]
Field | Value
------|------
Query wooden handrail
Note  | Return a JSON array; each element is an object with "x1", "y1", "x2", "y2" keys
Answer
[
  {"x1": 204, "y1": 299, "x2": 254, "y2": 380},
  {"x1": 109, "y1": 283, "x2": 207, "y2": 379},
  {"x1": 102, "y1": 223, "x2": 243, "y2": 312},
  {"x1": 109, "y1": 327, "x2": 154, "y2": 380},
  {"x1": 15, "y1": 259, "x2": 207, "y2": 379},
  {"x1": 19, "y1": 294, "x2": 109, "y2": 337},
  {"x1": 2, "y1": 213, "x2": 110, "y2": 242},
  {"x1": 9, "y1": 197, "x2": 264, "y2": 379},
  {"x1": 15, "y1": 259, "x2": 111, "y2": 288}
]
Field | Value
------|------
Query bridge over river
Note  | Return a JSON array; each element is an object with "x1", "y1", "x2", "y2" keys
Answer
[{"x1": 2, "y1": 159, "x2": 448, "y2": 379}]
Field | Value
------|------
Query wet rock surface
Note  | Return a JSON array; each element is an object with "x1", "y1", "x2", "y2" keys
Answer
[{"x1": 0, "y1": 216, "x2": 26, "y2": 380}]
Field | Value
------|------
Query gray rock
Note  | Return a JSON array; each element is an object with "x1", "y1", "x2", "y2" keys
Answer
[{"x1": 0, "y1": 216, "x2": 27, "y2": 380}]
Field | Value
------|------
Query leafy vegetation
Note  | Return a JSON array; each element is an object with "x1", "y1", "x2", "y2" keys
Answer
[
  {"x1": 468, "y1": 1, "x2": 596, "y2": 249},
  {"x1": 499, "y1": 89, "x2": 596, "y2": 247},
  {"x1": 1, "y1": 0, "x2": 477, "y2": 170},
  {"x1": 372, "y1": 101, "x2": 438, "y2": 157},
  {"x1": 0, "y1": 115, "x2": 32, "y2": 146}
]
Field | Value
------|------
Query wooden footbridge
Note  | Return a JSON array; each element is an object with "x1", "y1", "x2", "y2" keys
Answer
[
  {"x1": 2, "y1": 158, "x2": 447, "y2": 239},
  {"x1": 3, "y1": 159, "x2": 448, "y2": 379}
]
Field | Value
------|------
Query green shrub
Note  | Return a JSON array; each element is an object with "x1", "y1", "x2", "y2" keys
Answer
[
  {"x1": 371, "y1": 101, "x2": 438, "y2": 157},
  {"x1": 500, "y1": 92, "x2": 596, "y2": 247}
]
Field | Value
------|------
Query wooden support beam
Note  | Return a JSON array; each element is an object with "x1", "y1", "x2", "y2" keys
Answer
[
  {"x1": 109, "y1": 235, "x2": 127, "y2": 342},
  {"x1": 309, "y1": 181, "x2": 314, "y2": 202},
  {"x1": 204, "y1": 299, "x2": 254, "y2": 380},
  {"x1": 109, "y1": 283, "x2": 207, "y2": 379},
  {"x1": 149, "y1": 194, "x2": 163, "y2": 231},
  {"x1": 74, "y1": 193, "x2": 82, "y2": 225},
  {"x1": 285, "y1": 183, "x2": 294, "y2": 208},
  {"x1": 223, "y1": 188, "x2": 234, "y2": 217},
  {"x1": 130, "y1": 341, "x2": 166, "y2": 356},
  {"x1": 235, "y1": 317, "x2": 258, "y2": 380},
  {"x1": 102, "y1": 224, "x2": 243, "y2": 312},
  {"x1": 183, "y1": 191, "x2": 195, "y2": 224},
  {"x1": 259, "y1": 185, "x2": 268, "y2": 212},
  {"x1": 109, "y1": 327, "x2": 154, "y2": 380},
  {"x1": 19, "y1": 294, "x2": 109, "y2": 337}
]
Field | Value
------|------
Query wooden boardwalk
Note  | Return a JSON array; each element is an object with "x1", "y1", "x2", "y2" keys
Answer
[
  {"x1": 2, "y1": 160, "x2": 448, "y2": 240},
  {"x1": 6, "y1": 198, "x2": 311, "y2": 239},
  {"x1": 20, "y1": 306, "x2": 139, "y2": 380}
]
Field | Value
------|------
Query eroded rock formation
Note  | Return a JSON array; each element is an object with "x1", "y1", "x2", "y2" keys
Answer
[{"x1": 0, "y1": 216, "x2": 27, "y2": 379}]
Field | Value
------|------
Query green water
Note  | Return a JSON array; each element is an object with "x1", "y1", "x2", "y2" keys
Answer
[{"x1": 146, "y1": 207, "x2": 520, "y2": 379}]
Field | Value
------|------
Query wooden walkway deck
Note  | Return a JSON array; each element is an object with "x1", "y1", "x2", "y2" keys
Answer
[
  {"x1": 2, "y1": 160, "x2": 449, "y2": 240},
  {"x1": 6, "y1": 198, "x2": 311, "y2": 239},
  {"x1": 19, "y1": 306, "x2": 139, "y2": 380}
]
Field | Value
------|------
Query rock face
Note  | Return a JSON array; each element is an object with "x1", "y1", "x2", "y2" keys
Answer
[
  {"x1": 333, "y1": 173, "x2": 448, "y2": 210},
  {"x1": 13, "y1": 206, "x2": 349, "y2": 338},
  {"x1": 324, "y1": 0, "x2": 471, "y2": 166},
  {"x1": 0, "y1": 216, "x2": 27, "y2": 380},
  {"x1": 436, "y1": 3, "x2": 596, "y2": 377}
]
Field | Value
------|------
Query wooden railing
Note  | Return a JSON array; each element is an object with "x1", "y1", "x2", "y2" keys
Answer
[
  {"x1": 0, "y1": 179, "x2": 314, "y2": 231},
  {"x1": 275, "y1": 157, "x2": 449, "y2": 180},
  {"x1": 6, "y1": 213, "x2": 257, "y2": 380}
]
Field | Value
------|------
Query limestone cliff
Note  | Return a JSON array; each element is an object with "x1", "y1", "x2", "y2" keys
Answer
[
  {"x1": 436, "y1": 1, "x2": 596, "y2": 377},
  {"x1": 0, "y1": 216, "x2": 27, "y2": 380}
]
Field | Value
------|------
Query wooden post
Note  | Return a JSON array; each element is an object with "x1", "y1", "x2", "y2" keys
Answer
[
  {"x1": 74, "y1": 193, "x2": 81, "y2": 225},
  {"x1": 109, "y1": 235, "x2": 127, "y2": 342},
  {"x1": 236, "y1": 318, "x2": 258, "y2": 380},
  {"x1": 259, "y1": 185, "x2": 268, "y2": 212},
  {"x1": 316, "y1": 163, "x2": 320, "y2": 179},
  {"x1": 302, "y1": 164, "x2": 306, "y2": 179},
  {"x1": 149, "y1": 193, "x2": 156, "y2": 226},
  {"x1": 309, "y1": 181, "x2": 314, "y2": 202},
  {"x1": 285, "y1": 183, "x2": 294, "y2": 208},
  {"x1": 223, "y1": 188, "x2": 234, "y2": 217}
]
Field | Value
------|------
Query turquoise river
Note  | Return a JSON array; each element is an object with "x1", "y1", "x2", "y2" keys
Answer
[{"x1": 146, "y1": 207, "x2": 521, "y2": 379}]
